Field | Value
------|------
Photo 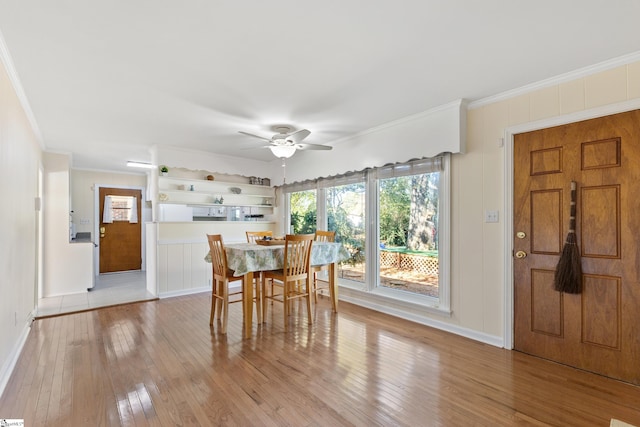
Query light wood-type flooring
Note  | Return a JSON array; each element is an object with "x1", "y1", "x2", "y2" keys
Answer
[{"x1": 1, "y1": 292, "x2": 639, "y2": 426}]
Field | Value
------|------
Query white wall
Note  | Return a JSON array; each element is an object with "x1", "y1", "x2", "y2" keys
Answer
[
  {"x1": 156, "y1": 146, "x2": 275, "y2": 182},
  {"x1": 42, "y1": 153, "x2": 93, "y2": 297},
  {"x1": 0, "y1": 49, "x2": 41, "y2": 396},
  {"x1": 71, "y1": 169, "x2": 147, "y2": 234}
]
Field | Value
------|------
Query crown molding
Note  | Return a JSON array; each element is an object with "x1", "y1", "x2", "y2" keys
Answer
[
  {"x1": 0, "y1": 29, "x2": 44, "y2": 149},
  {"x1": 330, "y1": 98, "x2": 468, "y2": 146},
  {"x1": 468, "y1": 50, "x2": 640, "y2": 110}
]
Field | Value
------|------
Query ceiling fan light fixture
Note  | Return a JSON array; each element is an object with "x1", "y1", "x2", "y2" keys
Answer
[
  {"x1": 126, "y1": 161, "x2": 155, "y2": 169},
  {"x1": 269, "y1": 145, "x2": 296, "y2": 159}
]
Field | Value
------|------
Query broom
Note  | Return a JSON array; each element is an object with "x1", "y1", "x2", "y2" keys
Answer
[{"x1": 554, "y1": 181, "x2": 582, "y2": 294}]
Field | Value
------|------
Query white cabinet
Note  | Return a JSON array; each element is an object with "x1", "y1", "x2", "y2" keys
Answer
[{"x1": 158, "y1": 204, "x2": 193, "y2": 222}]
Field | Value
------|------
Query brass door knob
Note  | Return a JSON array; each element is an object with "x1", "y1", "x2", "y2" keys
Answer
[{"x1": 515, "y1": 250, "x2": 527, "y2": 259}]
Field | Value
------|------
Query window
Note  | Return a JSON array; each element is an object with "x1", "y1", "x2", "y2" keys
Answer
[
  {"x1": 377, "y1": 170, "x2": 440, "y2": 298},
  {"x1": 326, "y1": 182, "x2": 366, "y2": 285},
  {"x1": 284, "y1": 154, "x2": 450, "y2": 312},
  {"x1": 103, "y1": 195, "x2": 138, "y2": 223},
  {"x1": 289, "y1": 189, "x2": 317, "y2": 233}
]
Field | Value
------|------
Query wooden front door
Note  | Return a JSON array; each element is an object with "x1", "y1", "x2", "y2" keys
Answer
[
  {"x1": 513, "y1": 109, "x2": 640, "y2": 384},
  {"x1": 99, "y1": 187, "x2": 142, "y2": 273}
]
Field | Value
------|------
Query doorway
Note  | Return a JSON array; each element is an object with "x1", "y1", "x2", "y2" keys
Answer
[
  {"x1": 512, "y1": 109, "x2": 640, "y2": 384},
  {"x1": 98, "y1": 187, "x2": 142, "y2": 273}
]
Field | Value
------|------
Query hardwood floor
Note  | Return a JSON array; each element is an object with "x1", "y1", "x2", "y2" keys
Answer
[{"x1": 1, "y1": 292, "x2": 639, "y2": 426}]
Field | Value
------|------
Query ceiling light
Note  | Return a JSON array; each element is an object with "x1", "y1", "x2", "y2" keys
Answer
[
  {"x1": 126, "y1": 161, "x2": 155, "y2": 169},
  {"x1": 269, "y1": 145, "x2": 296, "y2": 159}
]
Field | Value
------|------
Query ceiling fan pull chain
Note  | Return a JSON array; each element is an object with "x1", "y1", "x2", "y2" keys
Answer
[{"x1": 282, "y1": 157, "x2": 287, "y2": 184}]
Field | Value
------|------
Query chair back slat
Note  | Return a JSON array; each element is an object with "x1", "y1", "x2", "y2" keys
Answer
[
  {"x1": 207, "y1": 234, "x2": 228, "y2": 281},
  {"x1": 246, "y1": 230, "x2": 274, "y2": 243},
  {"x1": 315, "y1": 230, "x2": 335, "y2": 243},
  {"x1": 283, "y1": 234, "x2": 314, "y2": 277}
]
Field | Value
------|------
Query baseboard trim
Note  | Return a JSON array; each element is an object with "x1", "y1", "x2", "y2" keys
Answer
[
  {"x1": 339, "y1": 293, "x2": 504, "y2": 348},
  {"x1": 159, "y1": 287, "x2": 211, "y2": 299},
  {"x1": 0, "y1": 318, "x2": 32, "y2": 400}
]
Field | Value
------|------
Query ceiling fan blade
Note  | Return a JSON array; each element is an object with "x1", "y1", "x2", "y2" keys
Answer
[
  {"x1": 286, "y1": 128, "x2": 311, "y2": 143},
  {"x1": 295, "y1": 142, "x2": 332, "y2": 151},
  {"x1": 238, "y1": 131, "x2": 272, "y2": 142},
  {"x1": 240, "y1": 145, "x2": 274, "y2": 151}
]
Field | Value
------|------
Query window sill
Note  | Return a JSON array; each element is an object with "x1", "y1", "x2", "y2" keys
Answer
[{"x1": 336, "y1": 284, "x2": 452, "y2": 318}]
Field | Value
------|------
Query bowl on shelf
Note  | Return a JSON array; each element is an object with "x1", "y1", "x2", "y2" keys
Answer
[{"x1": 229, "y1": 187, "x2": 242, "y2": 194}]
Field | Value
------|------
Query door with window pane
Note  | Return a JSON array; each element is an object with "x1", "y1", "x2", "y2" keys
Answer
[{"x1": 99, "y1": 187, "x2": 142, "y2": 273}]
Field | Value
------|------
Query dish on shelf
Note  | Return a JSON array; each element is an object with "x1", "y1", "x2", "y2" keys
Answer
[
  {"x1": 159, "y1": 193, "x2": 169, "y2": 201},
  {"x1": 229, "y1": 187, "x2": 242, "y2": 194}
]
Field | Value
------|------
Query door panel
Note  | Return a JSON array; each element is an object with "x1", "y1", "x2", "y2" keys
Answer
[
  {"x1": 530, "y1": 269, "x2": 563, "y2": 337},
  {"x1": 581, "y1": 185, "x2": 619, "y2": 258},
  {"x1": 514, "y1": 109, "x2": 640, "y2": 384},
  {"x1": 582, "y1": 274, "x2": 620, "y2": 349},
  {"x1": 530, "y1": 189, "x2": 562, "y2": 254},
  {"x1": 99, "y1": 187, "x2": 142, "y2": 273}
]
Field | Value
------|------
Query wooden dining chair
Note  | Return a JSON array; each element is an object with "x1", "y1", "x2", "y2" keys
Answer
[
  {"x1": 246, "y1": 230, "x2": 273, "y2": 243},
  {"x1": 310, "y1": 230, "x2": 336, "y2": 303},
  {"x1": 246, "y1": 230, "x2": 274, "y2": 295},
  {"x1": 261, "y1": 234, "x2": 314, "y2": 330},
  {"x1": 207, "y1": 234, "x2": 261, "y2": 334}
]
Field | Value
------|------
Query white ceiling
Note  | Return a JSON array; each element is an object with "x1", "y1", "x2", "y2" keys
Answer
[{"x1": 1, "y1": 1, "x2": 639, "y2": 173}]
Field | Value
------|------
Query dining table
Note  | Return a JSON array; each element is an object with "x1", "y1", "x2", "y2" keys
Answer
[{"x1": 205, "y1": 240, "x2": 350, "y2": 338}]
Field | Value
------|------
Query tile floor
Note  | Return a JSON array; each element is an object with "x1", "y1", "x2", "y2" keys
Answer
[{"x1": 36, "y1": 270, "x2": 157, "y2": 318}]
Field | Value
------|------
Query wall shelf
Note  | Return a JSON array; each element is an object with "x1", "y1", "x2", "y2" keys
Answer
[
  {"x1": 159, "y1": 177, "x2": 273, "y2": 203},
  {"x1": 157, "y1": 175, "x2": 275, "y2": 223}
]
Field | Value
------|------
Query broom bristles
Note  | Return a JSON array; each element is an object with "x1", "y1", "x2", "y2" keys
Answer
[{"x1": 554, "y1": 232, "x2": 582, "y2": 294}]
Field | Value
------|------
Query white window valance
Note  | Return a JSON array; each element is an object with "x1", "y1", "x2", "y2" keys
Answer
[{"x1": 281, "y1": 99, "x2": 466, "y2": 185}]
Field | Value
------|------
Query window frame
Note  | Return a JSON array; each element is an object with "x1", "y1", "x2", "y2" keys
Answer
[{"x1": 283, "y1": 154, "x2": 450, "y2": 314}]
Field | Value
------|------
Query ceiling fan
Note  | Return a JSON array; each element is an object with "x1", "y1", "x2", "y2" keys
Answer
[{"x1": 239, "y1": 125, "x2": 332, "y2": 159}]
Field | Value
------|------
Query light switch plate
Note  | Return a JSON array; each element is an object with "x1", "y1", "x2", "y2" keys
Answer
[{"x1": 485, "y1": 210, "x2": 499, "y2": 223}]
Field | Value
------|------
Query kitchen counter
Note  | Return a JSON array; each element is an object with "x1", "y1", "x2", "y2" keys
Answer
[{"x1": 71, "y1": 232, "x2": 93, "y2": 243}]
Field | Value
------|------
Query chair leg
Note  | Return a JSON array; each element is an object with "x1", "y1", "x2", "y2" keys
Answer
[
  {"x1": 312, "y1": 273, "x2": 318, "y2": 303},
  {"x1": 209, "y1": 281, "x2": 216, "y2": 325},
  {"x1": 215, "y1": 282, "x2": 223, "y2": 320},
  {"x1": 306, "y1": 276, "x2": 313, "y2": 325},
  {"x1": 221, "y1": 282, "x2": 229, "y2": 334},
  {"x1": 255, "y1": 278, "x2": 262, "y2": 324},
  {"x1": 283, "y1": 281, "x2": 288, "y2": 331},
  {"x1": 261, "y1": 275, "x2": 268, "y2": 323}
]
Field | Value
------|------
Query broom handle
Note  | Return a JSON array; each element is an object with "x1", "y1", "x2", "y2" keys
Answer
[{"x1": 569, "y1": 181, "x2": 576, "y2": 233}]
